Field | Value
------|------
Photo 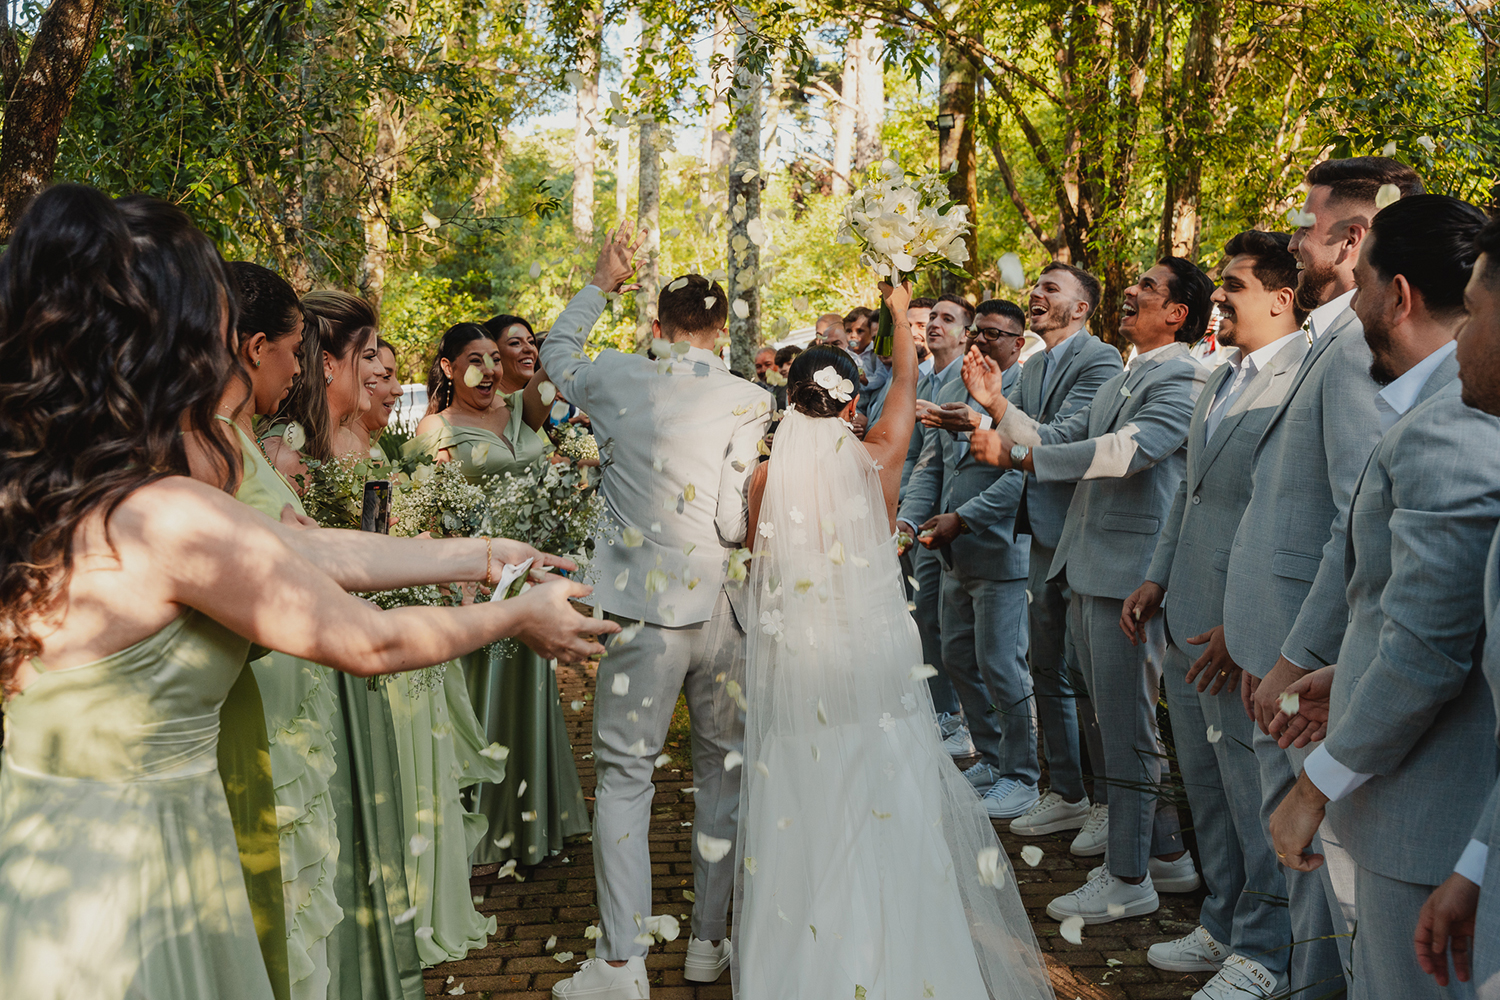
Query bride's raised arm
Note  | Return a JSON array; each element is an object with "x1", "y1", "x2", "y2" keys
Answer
[{"x1": 860, "y1": 281, "x2": 917, "y2": 520}]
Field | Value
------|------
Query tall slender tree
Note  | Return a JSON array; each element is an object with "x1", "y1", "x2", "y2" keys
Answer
[
  {"x1": 727, "y1": 47, "x2": 762, "y2": 375},
  {"x1": 571, "y1": 2, "x2": 604, "y2": 240}
]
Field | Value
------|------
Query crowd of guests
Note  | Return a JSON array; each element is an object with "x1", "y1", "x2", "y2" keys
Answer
[{"x1": 760, "y1": 155, "x2": 1499, "y2": 1000}]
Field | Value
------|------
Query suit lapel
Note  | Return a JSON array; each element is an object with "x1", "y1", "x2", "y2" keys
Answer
[
  {"x1": 1258, "y1": 308, "x2": 1352, "y2": 446},
  {"x1": 1094, "y1": 355, "x2": 1156, "y2": 433},
  {"x1": 1186, "y1": 362, "x2": 1234, "y2": 483},
  {"x1": 1038, "y1": 332, "x2": 1087, "y2": 416}
]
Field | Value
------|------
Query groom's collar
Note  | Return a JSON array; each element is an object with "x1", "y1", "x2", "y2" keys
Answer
[{"x1": 679, "y1": 343, "x2": 728, "y2": 371}]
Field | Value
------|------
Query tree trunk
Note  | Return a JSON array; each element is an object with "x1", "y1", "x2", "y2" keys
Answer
[
  {"x1": 634, "y1": 23, "x2": 661, "y2": 353},
  {"x1": 358, "y1": 92, "x2": 403, "y2": 307},
  {"x1": 571, "y1": 2, "x2": 603, "y2": 240},
  {"x1": 830, "y1": 33, "x2": 857, "y2": 198},
  {"x1": 615, "y1": 9, "x2": 639, "y2": 222},
  {"x1": 853, "y1": 20, "x2": 884, "y2": 172},
  {"x1": 701, "y1": 11, "x2": 733, "y2": 184},
  {"x1": 938, "y1": 42, "x2": 978, "y2": 297},
  {"x1": 727, "y1": 43, "x2": 762, "y2": 377},
  {"x1": 0, "y1": 0, "x2": 110, "y2": 237}
]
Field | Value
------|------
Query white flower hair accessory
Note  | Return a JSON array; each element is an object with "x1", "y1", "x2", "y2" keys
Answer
[{"x1": 813, "y1": 365, "x2": 855, "y2": 403}]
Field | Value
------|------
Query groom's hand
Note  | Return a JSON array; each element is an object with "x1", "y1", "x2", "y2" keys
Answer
[{"x1": 590, "y1": 221, "x2": 647, "y2": 294}]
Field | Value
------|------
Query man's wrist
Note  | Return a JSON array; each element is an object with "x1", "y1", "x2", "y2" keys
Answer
[{"x1": 1295, "y1": 772, "x2": 1331, "y2": 808}]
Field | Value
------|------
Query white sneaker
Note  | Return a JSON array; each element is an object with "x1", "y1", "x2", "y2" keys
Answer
[
  {"x1": 1009, "y1": 791, "x2": 1090, "y2": 836},
  {"x1": 1191, "y1": 955, "x2": 1282, "y2": 999},
  {"x1": 1044, "y1": 865, "x2": 1159, "y2": 924},
  {"x1": 962, "y1": 760, "x2": 1000, "y2": 790},
  {"x1": 981, "y1": 778, "x2": 1040, "y2": 820},
  {"x1": 551, "y1": 956, "x2": 649, "y2": 999},
  {"x1": 1069, "y1": 803, "x2": 1109, "y2": 856},
  {"x1": 683, "y1": 936, "x2": 731, "y2": 983},
  {"x1": 1147, "y1": 924, "x2": 1228, "y2": 972},
  {"x1": 941, "y1": 722, "x2": 976, "y2": 757},
  {"x1": 1089, "y1": 851, "x2": 1201, "y2": 894}
]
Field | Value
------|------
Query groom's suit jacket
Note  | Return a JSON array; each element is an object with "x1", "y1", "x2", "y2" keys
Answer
[
  {"x1": 898, "y1": 363, "x2": 1029, "y2": 583},
  {"x1": 997, "y1": 341, "x2": 1207, "y2": 601},
  {"x1": 540, "y1": 287, "x2": 770, "y2": 628},
  {"x1": 1004, "y1": 332, "x2": 1123, "y2": 549},
  {"x1": 1322, "y1": 362, "x2": 1500, "y2": 886},
  {"x1": 1222, "y1": 307, "x2": 1382, "y2": 677},
  {"x1": 1146, "y1": 335, "x2": 1308, "y2": 644}
]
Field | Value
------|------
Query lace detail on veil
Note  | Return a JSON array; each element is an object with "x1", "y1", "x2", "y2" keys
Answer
[{"x1": 731, "y1": 407, "x2": 1053, "y2": 1000}]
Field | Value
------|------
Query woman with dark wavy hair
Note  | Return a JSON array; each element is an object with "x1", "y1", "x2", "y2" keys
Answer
[{"x1": 0, "y1": 185, "x2": 616, "y2": 1000}]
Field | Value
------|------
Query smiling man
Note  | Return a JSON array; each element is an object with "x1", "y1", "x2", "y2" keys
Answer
[{"x1": 965, "y1": 257, "x2": 1213, "y2": 926}]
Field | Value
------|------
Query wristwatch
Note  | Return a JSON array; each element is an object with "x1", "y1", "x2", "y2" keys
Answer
[
  {"x1": 955, "y1": 514, "x2": 972, "y2": 535},
  {"x1": 1009, "y1": 443, "x2": 1030, "y2": 467}
]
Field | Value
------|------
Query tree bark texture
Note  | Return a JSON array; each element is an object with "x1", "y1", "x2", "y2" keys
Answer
[
  {"x1": 853, "y1": 20, "x2": 884, "y2": 173},
  {"x1": 830, "y1": 33, "x2": 857, "y2": 198},
  {"x1": 571, "y1": 2, "x2": 603, "y2": 240},
  {"x1": 727, "y1": 52, "x2": 761, "y2": 376}
]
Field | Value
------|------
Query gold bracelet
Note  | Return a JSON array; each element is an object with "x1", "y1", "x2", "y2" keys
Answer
[{"x1": 484, "y1": 537, "x2": 494, "y2": 588}]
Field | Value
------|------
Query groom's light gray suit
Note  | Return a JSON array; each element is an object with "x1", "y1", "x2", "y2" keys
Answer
[
  {"x1": 1004, "y1": 331, "x2": 1123, "y2": 803},
  {"x1": 1145, "y1": 334, "x2": 1306, "y2": 977},
  {"x1": 999, "y1": 340, "x2": 1205, "y2": 878},
  {"x1": 1221, "y1": 305, "x2": 1381, "y2": 994},
  {"x1": 1314, "y1": 362, "x2": 1500, "y2": 1000},
  {"x1": 900, "y1": 364, "x2": 1034, "y2": 783},
  {"x1": 540, "y1": 286, "x2": 771, "y2": 959}
]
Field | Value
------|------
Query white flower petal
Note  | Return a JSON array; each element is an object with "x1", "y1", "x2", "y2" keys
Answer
[
  {"x1": 1059, "y1": 915, "x2": 1085, "y2": 945},
  {"x1": 1206, "y1": 724, "x2": 1223, "y2": 744},
  {"x1": 1278, "y1": 690, "x2": 1299, "y2": 715},
  {"x1": 1020, "y1": 845, "x2": 1044, "y2": 867},
  {"x1": 463, "y1": 364, "x2": 484, "y2": 388},
  {"x1": 724, "y1": 750, "x2": 744, "y2": 771},
  {"x1": 697, "y1": 833, "x2": 732, "y2": 862},
  {"x1": 612, "y1": 673, "x2": 630, "y2": 696}
]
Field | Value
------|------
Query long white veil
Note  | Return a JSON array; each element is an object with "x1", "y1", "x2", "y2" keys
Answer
[{"x1": 731, "y1": 406, "x2": 1053, "y2": 1000}]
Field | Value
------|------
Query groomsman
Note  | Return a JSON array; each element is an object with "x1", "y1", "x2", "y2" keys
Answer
[
  {"x1": 925, "y1": 264, "x2": 1122, "y2": 846},
  {"x1": 1268, "y1": 195, "x2": 1498, "y2": 1000},
  {"x1": 541, "y1": 231, "x2": 771, "y2": 1000},
  {"x1": 899, "y1": 299, "x2": 1040, "y2": 817},
  {"x1": 1222, "y1": 156, "x2": 1422, "y2": 996},
  {"x1": 1121, "y1": 231, "x2": 1307, "y2": 998},
  {"x1": 968, "y1": 257, "x2": 1213, "y2": 922},
  {"x1": 1416, "y1": 214, "x2": 1500, "y2": 997}
]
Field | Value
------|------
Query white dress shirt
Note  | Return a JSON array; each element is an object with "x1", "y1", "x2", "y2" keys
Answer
[
  {"x1": 1306, "y1": 288, "x2": 1357, "y2": 340},
  {"x1": 1303, "y1": 338, "x2": 1462, "y2": 803},
  {"x1": 1202, "y1": 329, "x2": 1306, "y2": 441}
]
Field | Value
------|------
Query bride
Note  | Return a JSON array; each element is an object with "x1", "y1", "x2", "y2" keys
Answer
[{"x1": 736, "y1": 282, "x2": 1054, "y2": 1000}]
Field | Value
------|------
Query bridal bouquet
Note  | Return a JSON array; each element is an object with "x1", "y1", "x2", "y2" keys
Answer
[{"x1": 837, "y1": 156, "x2": 973, "y2": 353}]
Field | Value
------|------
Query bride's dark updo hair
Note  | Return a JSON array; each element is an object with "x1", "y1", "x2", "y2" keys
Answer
[{"x1": 786, "y1": 345, "x2": 862, "y2": 418}]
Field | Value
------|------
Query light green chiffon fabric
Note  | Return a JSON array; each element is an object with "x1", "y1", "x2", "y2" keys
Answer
[
  {"x1": 403, "y1": 397, "x2": 591, "y2": 866},
  {"x1": 0, "y1": 611, "x2": 276, "y2": 1000}
]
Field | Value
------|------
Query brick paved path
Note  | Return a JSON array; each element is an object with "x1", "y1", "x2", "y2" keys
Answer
[{"x1": 425, "y1": 662, "x2": 1216, "y2": 1000}]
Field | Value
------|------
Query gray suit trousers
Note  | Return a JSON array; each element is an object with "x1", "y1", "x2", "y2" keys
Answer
[
  {"x1": 1069, "y1": 593, "x2": 1181, "y2": 878},
  {"x1": 1028, "y1": 542, "x2": 1086, "y2": 802},
  {"x1": 940, "y1": 572, "x2": 1038, "y2": 784},
  {"x1": 910, "y1": 544, "x2": 960, "y2": 716},
  {"x1": 593, "y1": 591, "x2": 744, "y2": 958},
  {"x1": 1252, "y1": 731, "x2": 1349, "y2": 995},
  {"x1": 1163, "y1": 641, "x2": 1291, "y2": 975},
  {"x1": 1344, "y1": 865, "x2": 1477, "y2": 1000}
]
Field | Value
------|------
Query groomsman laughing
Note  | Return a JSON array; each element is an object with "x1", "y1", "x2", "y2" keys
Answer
[
  {"x1": 1222, "y1": 156, "x2": 1422, "y2": 997},
  {"x1": 1122, "y1": 231, "x2": 1307, "y2": 999},
  {"x1": 967, "y1": 257, "x2": 1213, "y2": 924},
  {"x1": 1269, "y1": 195, "x2": 1498, "y2": 1000}
]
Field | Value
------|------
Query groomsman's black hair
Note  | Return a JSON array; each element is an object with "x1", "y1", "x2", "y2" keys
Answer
[
  {"x1": 1305, "y1": 157, "x2": 1424, "y2": 206},
  {"x1": 1222, "y1": 230, "x2": 1299, "y2": 294},
  {"x1": 1039, "y1": 261, "x2": 1102, "y2": 318},
  {"x1": 1367, "y1": 194, "x2": 1486, "y2": 315},
  {"x1": 976, "y1": 299, "x2": 1026, "y2": 328},
  {"x1": 1157, "y1": 256, "x2": 1215, "y2": 343},
  {"x1": 658, "y1": 274, "x2": 729, "y2": 336},
  {"x1": 1476, "y1": 217, "x2": 1500, "y2": 289},
  {"x1": 909, "y1": 296, "x2": 937, "y2": 310}
]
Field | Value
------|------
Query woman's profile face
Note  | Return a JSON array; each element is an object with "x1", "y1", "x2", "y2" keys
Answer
[
  {"x1": 495, "y1": 323, "x2": 538, "y2": 386},
  {"x1": 248, "y1": 314, "x2": 303, "y2": 416},
  {"x1": 440, "y1": 337, "x2": 501, "y2": 411},
  {"x1": 326, "y1": 328, "x2": 379, "y2": 421}
]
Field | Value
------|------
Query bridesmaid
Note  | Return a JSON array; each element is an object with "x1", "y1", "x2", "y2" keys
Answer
[
  {"x1": 0, "y1": 184, "x2": 617, "y2": 1000},
  {"x1": 407, "y1": 323, "x2": 591, "y2": 868},
  {"x1": 335, "y1": 333, "x2": 506, "y2": 966},
  {"x1": 270, "y1": 290, "x2": 424, "y2": 1000}
]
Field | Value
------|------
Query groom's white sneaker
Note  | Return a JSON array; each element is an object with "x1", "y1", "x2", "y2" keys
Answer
[
  {"x1": 551, "y1": 956, "x2": 649, "y2": 999},
  {"x1": 1045, "y1": 864, "x2": 1159, "y2": 924},
  {"x1": 683, "y1": 936, "x2": 731, "y2": 983},
  {"x1": 981, "y1": 778, "x2": 1039, "y2": 820}
]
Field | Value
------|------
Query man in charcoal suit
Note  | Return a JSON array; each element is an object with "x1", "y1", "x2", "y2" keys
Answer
[
  {"x1": 967, "y1": 257, "x2": 1213, "y2": 922},
  {"x1": 1121, "y1": 231, "x2": 1308, "y2": 999},
  {"x1": 1269, "y1": 195, "x2": 1499, "y2": 1000},
  {"x1": 1222, "y1": 156, "x2": 1423, "y2": 997}
]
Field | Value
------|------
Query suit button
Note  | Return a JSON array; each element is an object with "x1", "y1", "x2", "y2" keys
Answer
[{"x1": 1191, "y1": 495, "x2": 1201, "y2": 505}]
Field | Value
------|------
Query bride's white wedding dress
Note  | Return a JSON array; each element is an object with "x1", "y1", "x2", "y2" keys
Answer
[{"x1": 733, "y1": 407, "x2": 1054, "y2": 1000}]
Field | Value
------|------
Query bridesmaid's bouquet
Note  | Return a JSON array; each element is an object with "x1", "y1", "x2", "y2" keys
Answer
[
  {"x1": 836, "y1": 155, "x2": 973, "y2": 353},
  {"x1": 478, "y1": 459, "x2": 605, "y2": 575}
]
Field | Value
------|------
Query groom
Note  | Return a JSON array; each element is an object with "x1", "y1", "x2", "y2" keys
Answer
[{"x1": 541, "y1": 225, "x2": 772, "y2": 1000}]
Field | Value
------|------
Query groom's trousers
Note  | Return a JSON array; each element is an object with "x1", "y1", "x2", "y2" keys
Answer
[{"x1": 592, "y1": 590, "x2": 745, "y2": 960}]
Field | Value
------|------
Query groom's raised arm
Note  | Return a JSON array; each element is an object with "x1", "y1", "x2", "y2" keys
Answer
[{"x1": 538, "y1": 286, "x2": 609, "y2": 413}]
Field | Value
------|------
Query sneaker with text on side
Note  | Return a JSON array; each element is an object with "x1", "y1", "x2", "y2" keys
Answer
[
  {"x1": 1147, "y1": 924, "x2": 1228, "y2": 973},
  {"x1": 1089, "y1": 851, "x2": 1201, "y2": 894},
  {"x1": 941, "y1": 722, "x2": 976, "y2": 757},
  {"x1": 962, "y1": 760, "x2": 1000, "y2": 791},
  {"x1": 552, "y1": 956, "x2": 649, "y2": 1000},
  {"x1": 1191, "y1": 955, "x2": 1283, "y2": 1000},
  {"x1": 683, "y1": 936, "x2": 731, "y2": 983},
  {"x1": 1069, "y1": 803, "x2": 1109, "y2": 857},
  {"x1": 1044, "y1": 864, "x2": 1159, "y2": 925},
  {"x1": 1009, "y1": 791, "x2": 1090, "y2": 836},
  {"x1": 981, "y1": 778, "x2": 1040, "y2": 820}
]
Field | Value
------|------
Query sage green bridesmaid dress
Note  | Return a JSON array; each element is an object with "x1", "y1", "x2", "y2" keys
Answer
[
  {"x1": 403, "y1": 394, "x2": 590, "y2": 867},
  {"x1": 0, "y1": 611, "x2": 276, "y2": 1000}
]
